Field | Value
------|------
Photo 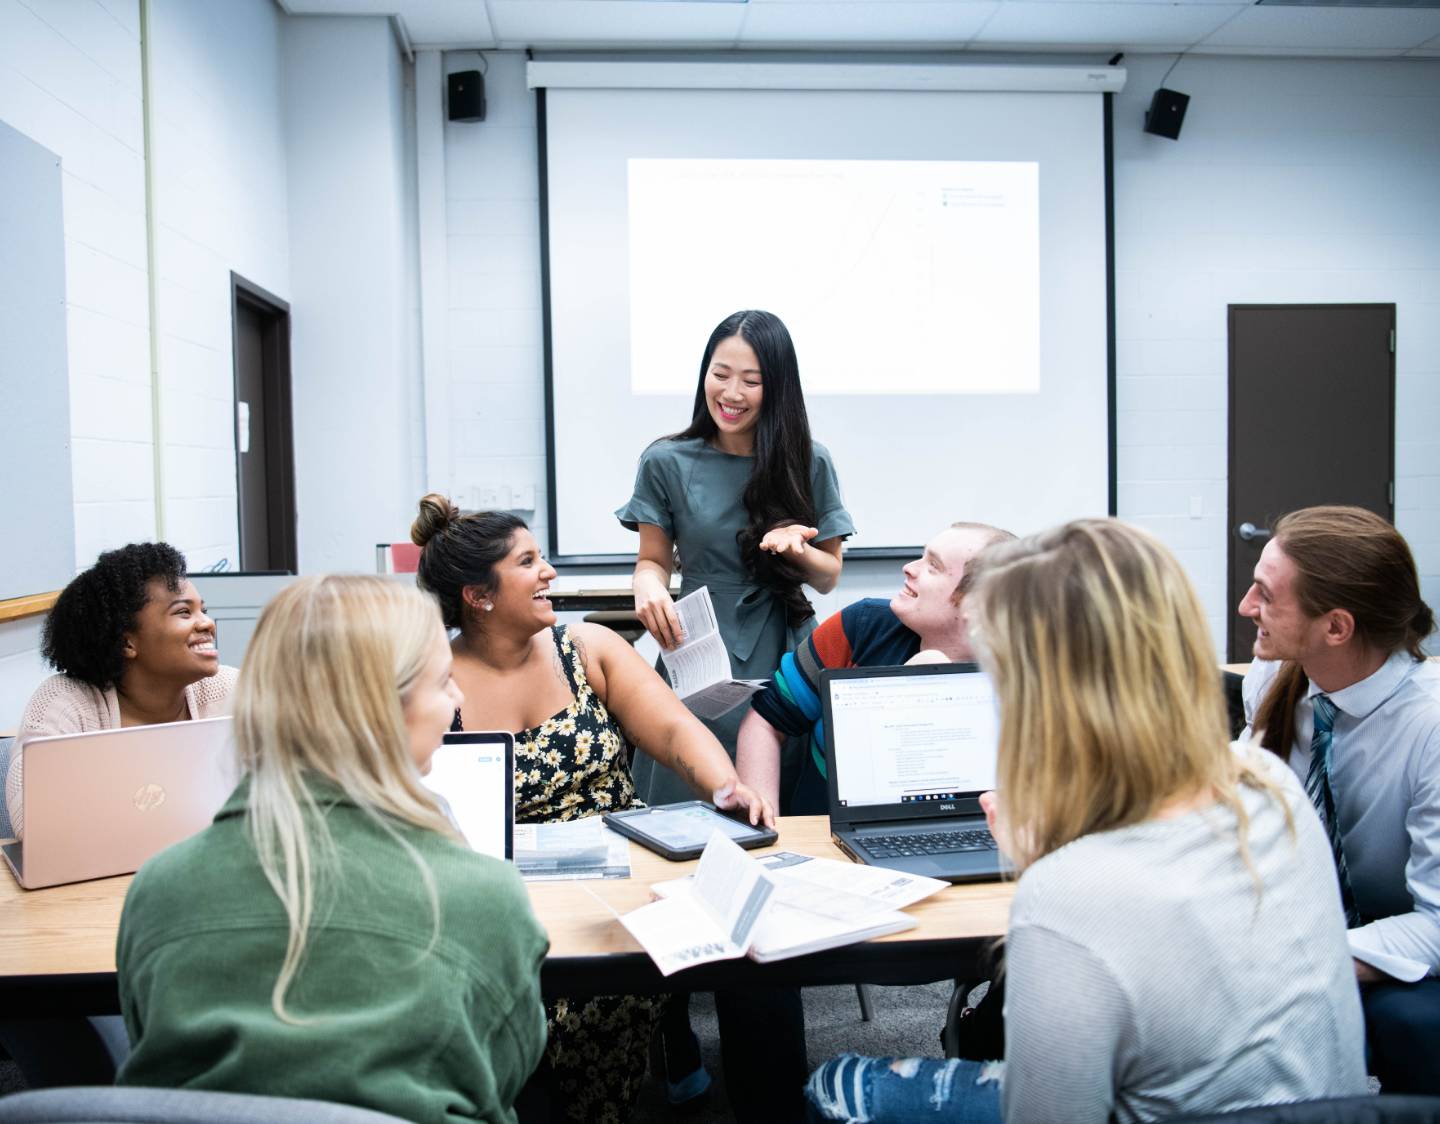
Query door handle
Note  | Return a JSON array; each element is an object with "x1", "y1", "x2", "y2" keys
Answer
[{"x1": 1237, "y1": 522, "x2": 1271, "y2": 543}]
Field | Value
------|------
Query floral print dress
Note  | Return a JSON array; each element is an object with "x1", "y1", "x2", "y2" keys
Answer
[{"x1": 452, "y1": 625, "x2": 663, "y2": 1123}]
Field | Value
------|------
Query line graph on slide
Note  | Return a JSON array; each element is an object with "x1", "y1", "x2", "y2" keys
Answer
[{"x1": 627, "y1": 158, "x2": 1040, "y2": 396}]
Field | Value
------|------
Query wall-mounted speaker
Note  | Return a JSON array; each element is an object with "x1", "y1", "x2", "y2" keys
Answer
[
  {"x1": 448, "y1": 70, "x2": 486, "y2": 123},
  {"x1": 1143, "y1": 87, "x2": 1189, "y2": 140}
]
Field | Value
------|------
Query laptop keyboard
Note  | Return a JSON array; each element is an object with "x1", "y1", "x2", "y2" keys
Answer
[{"x1": 862, "y1": 829, "x2": 998, "y2": 858}]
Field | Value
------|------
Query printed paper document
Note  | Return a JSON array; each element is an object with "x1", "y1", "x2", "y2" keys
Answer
[{"x1": 664, "y1": 588, "x2": 766, "y2": 719}]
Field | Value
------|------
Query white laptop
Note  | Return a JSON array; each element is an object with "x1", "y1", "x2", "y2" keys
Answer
[
  {"x1": 3, "y1": 716, "x2": 238, "y2": 890},
  {"x1": 421, "y1": 731, "x2": 515, "y2": 860}
]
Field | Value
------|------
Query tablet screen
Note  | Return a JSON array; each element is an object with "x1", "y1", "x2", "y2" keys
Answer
[{"x1": 628, "y1": 805, "x2": 767, "y2": 851}]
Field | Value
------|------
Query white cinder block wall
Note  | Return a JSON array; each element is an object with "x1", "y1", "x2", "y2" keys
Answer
[
  {"x1": 0, "y1": 0, "x2": 298, "y2": 717},
  {"x1": 442, "y1": 52, "x2": 550, "y2": 549},
  {"x1": 0, "y1": 0, "x2": 150, "y2": 721},
  {"x1": 149, "y1": 0, "x2": 291, "y2": 570},
  {"x1": 1113, "y1": 55, "x2": 1440, "y2": 650},
  {"x1": 0, "y1": 0, "x2": 152, "y2": 578},
  {"x1": 283, "y1": 16, "x2": 423, "y2": 573},
  {"x1": 440, "y1": 53, "x2": 1440, "y2": 652}
]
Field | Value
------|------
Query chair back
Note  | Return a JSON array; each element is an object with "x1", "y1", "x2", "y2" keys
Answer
[{"x1": 0, "y1": 1086, "x2": 412, "y2": 1124}]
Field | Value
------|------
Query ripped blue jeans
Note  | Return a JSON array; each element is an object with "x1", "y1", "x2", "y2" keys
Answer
[{"x1": 805, "y1": 1055, "x2": 1004, "y2": 1123}]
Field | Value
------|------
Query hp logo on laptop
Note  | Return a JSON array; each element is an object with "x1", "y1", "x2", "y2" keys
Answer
[{"x1": 133, "y1": 783, "x2": 167, "y2": 812}]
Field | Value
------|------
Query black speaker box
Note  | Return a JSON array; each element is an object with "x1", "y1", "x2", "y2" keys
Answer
[
  {"x1": 1144, "y1": 87, "x2": 1189, "y2": 140},
  {"x1": 448, "y1": 70, "x2": 486, "y2": 123}
]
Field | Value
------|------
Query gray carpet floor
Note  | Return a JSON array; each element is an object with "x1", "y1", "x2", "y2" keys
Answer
[{"x1": 632, "y1": 982, "x2": 952, "y2": 1123}]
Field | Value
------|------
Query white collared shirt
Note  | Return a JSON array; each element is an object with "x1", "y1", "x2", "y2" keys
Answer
[{"x1": 1243, "y1": 651, "x2": 1440, "y2": 981}]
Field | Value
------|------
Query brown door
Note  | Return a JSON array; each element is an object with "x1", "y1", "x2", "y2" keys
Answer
[
  {"x1": 231, "y1": 275, "x2": 297, "y2": 573},
  {"x1": 1227, "y1": 304, "x2": 1394, "y2": 662}
]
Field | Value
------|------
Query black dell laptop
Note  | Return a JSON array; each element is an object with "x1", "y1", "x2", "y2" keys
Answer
[{"x1": 821, "y1": 662, "x2": 1008, "y2": 884}]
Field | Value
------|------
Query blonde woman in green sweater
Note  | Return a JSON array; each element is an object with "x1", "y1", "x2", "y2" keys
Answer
[{"x1": 117, "y1": 575, "x2": 548, "y2": 1124}]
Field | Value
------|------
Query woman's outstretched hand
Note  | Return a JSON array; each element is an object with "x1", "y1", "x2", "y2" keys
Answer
[
  {"x1": 713, "y1": 780, "x2": 777, "y2": 830},
  {"x1": 759, "y1": 524, "x2": 818, "y2": 557}
]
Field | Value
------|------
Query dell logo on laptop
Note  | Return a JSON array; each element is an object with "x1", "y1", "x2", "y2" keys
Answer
[
  {"x1": 133, "y1": 783, "x2": 167, "y2": 812},
  {"x1": 939, "y1": 802, "x2": 957, "y2": 812}
]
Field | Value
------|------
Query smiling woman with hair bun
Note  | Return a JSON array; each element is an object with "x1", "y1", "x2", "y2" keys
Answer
[{"x1": 410, "y1": 491, "x2": 774, "y2": 1122}]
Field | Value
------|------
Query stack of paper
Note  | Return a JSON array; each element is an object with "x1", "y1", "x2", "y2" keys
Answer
[{"x1": 513, "y1": 817, "x2": 631, "y2": 882}]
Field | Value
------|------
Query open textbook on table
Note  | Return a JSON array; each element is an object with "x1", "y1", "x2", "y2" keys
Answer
[{"x1": 620, "y1": 832, "x2": 947, "y2": 976}]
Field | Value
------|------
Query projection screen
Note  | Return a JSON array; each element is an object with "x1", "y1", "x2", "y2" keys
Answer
[{"x1": 535, "y1": 63, "x2": 1118, "y2": 560}]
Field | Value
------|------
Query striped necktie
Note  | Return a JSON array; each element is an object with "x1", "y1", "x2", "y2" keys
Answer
[{"x1": 1306, "y1": 694, "x2": 1361, "y2": 926}]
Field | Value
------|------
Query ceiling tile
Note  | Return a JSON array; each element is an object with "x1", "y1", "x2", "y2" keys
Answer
[
  {"x1": 976, "y1": 2, "x2": 1245, "y2": 48},
  {"x1": 487, "y1": 0, "x2": 747, "y2": 46},
  {"x1": 403, "y1": 1, "x2": 497, "y2": 44},
  {"x1": 282, "y1": 0, "x2": 497, "y2": 45},
  {"x1": 738, "y1": 2, "x2": 1000, "y2": 45},
  {"x1": 1201, "y1": 6, "x2": 1440, "y2": 50}
]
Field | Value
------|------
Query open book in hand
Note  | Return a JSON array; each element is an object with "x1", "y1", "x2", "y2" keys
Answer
[
  {"x1": 663, "y1": 587, "x2": 767, "y2": 720},
  {"x1": 620, "y1": 833, "x2": 948, "y2": 976}
]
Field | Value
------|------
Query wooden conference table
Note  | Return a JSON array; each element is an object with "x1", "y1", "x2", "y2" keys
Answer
[{"x1": 0, "y1": 817, "x2": 1014, "y2": 1018}]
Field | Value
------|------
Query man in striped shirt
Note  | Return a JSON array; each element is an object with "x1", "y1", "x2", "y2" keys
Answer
[{"x1": 736, "y1": 521, "x2": 1014, "y2": 815}]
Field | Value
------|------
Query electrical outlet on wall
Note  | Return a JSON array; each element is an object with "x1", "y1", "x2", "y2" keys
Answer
[{"x1": 511, "y1": 484, "x2": 536, "y2": 511}]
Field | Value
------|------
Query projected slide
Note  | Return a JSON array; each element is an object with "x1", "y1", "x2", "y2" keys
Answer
[{"x1": 627, "y1": 158, "x2": 1039, "y2": 397}]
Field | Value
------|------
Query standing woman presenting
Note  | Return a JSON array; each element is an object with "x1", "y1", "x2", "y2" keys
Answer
[{"x1": 617, "y1": 309, "x2": 854, "y2": 808}]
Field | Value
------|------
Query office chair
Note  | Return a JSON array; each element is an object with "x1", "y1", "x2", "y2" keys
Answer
[{"x1": 0, "y1": 1086, "x2": 412, "y2": 1124}]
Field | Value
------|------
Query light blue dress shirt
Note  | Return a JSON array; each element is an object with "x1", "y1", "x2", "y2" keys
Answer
[{"x1": 1243, "y1": 651, "x2": 1440, "y2": 980}]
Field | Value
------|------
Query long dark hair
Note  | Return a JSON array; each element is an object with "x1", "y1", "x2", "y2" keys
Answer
[
  {"x1": 1252, "y1": 505, "x2": 1435, "y2": 758},
  {"x1": 672, "y1": 310, "x2": 817, "y2": 625}
]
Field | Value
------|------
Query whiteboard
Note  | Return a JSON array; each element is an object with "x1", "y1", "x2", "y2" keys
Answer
[{"x1": 0, "y1": 119, "x2": 74, "y2": 599}]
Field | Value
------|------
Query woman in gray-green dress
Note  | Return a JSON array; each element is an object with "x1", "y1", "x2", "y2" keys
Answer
[
  {"x1": 616, "y1": 309, "x2": 854, "y2": 806},
  {"x1": 616, "y1": 308, "x2": 853, "y2": 1124}
]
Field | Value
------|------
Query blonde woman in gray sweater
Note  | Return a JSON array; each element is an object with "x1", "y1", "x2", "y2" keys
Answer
[{"x1": 806, "y1": 520, "x2": 1367, "y2": 1124}]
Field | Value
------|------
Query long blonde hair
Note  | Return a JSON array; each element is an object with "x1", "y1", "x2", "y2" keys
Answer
[
  {"x1": 234, "y1": 574, "x2": 461, "y2": 1019},
  {"x1": 971, "y1": 519, "x2": 1291, "y2": 874}
]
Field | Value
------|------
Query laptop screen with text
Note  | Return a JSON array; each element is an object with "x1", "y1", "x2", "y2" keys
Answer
[{"x1": 829, "y1": 668, "x2": 999, "y2": 809}]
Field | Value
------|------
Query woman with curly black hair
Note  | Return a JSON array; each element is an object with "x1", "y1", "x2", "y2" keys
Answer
[{"x1": 4, "y1": 542, "x2": 237, "y2": 838}]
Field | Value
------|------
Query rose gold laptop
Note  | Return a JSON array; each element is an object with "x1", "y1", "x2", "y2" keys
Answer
[{"x1": 2, "y1": 716, "x2": 238, "y2": 889}]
